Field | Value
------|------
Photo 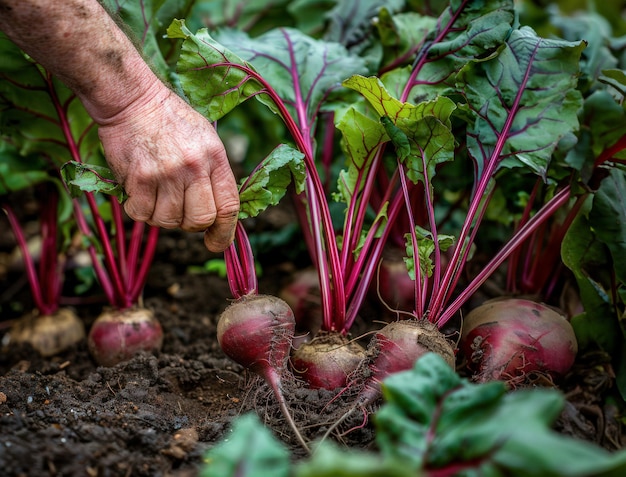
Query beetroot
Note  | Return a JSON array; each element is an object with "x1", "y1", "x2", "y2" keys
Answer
[
  {"x1": 87, "y1": 307, "x2": 163, "y2": 367},
  {"x1": 362, "y1": 320, "x2": 456, "y2": 397},
  {"x1": 291, "y1": 332, "x2": 365, "y2": 390},
  {"x1": 217, "y1": 293, "x2": 309, "y2": 451},
  {"x1": 217, "y1": 294, "x2": 295, "y2": 375},
  {"x1": 460, "y1": 298, "x2": 578, "y2": 383},
  {"x1": 321, "y1": 319, "x2": 455, "y2": 441},
  {"x1": 6, "y1": 308, "x2": 85, "y2": 357}
]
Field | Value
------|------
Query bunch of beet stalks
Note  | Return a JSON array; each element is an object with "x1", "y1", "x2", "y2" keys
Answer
[
  {"x1": 209, "y1": 46, "x2": 580, "y2": 451},
  {"x1": 215, "y1": 163, "x2": 465, "y2": 450},
  {"x1": 216, "y1": 227, "x2": 457, "y2": 452}
]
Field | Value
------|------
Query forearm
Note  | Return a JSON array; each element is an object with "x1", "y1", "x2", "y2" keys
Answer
[
  {"x1": 0, "y1": 0, "x2": 163, "y2": 124},
  {"x1": 0, "y1": 0, "x2": 240, "y2": 248}
]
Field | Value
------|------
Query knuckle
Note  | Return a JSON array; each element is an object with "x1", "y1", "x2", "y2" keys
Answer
[
  {"x1": 218, "y1": 195, "x2": 241, "y2": 214},
  {"x1": 217, "y1": 202, "x2": 240, "y2": 219},
  {"x1": 156, "y1": 220, "x2": 181, "y2": 230}
]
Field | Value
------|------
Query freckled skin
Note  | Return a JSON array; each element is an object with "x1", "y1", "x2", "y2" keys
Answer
[
  {"x1": 0, "y1": 0, "x2": 240, "y2": 251},
  {"x1": 0, "y1": 0, "x2": 130, "y2": 104},
  {"x1": 102, "y1": 49, "x2": 125, "y2": 75}
]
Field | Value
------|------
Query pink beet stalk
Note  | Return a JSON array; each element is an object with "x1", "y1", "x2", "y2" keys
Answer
[
  {"x1": 2, "y1": 182, "x2": 87, "y2": 357},
  {"x1": 219, "y1": 179, "x2": 308, "y2": 449},
  {"x1": 43, "y1": 72, "x2": 163, "y2": 365}
]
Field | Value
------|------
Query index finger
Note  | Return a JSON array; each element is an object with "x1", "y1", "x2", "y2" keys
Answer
[
  {"x1": 201, "y1": 176, "x2": 240, "y2": 252},
  {"x1": 181, "y1": 179, "x2": 218, "y2": 233}
]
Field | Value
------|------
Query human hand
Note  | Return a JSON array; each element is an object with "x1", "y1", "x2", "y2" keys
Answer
[{"x1": 96, "y1": 86, "x2": 240, "y2": 252}]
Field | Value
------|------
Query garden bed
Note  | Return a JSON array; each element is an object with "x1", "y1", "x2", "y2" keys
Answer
[
  {"x1": 2, "y1": 1, "x2": 626, "y2": 474},
  {"x1": 0, "y1": 222, "x2": 623, "y2": 477}
]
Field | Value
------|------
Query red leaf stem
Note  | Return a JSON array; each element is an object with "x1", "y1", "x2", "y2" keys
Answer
[
  {"x1": 438, "y1": 186, "x2": 572, "y2": 325},
  {"x1": 3, "y1": 204, "x2": 49, "y2": 314},
  {"x1": 129, "y1": 224, "x2": 159, "y2": 302},
  {"x1": 223, "y1": 221, "x2": 258, "y2": 299}
]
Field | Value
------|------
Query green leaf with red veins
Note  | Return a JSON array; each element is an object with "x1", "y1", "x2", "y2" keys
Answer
[
  {"x1": 60, "y1": 161, "x2": 128, "y2": 203},
  {"x1": 376, "y1": 353, "x2": 626, "y2": 476},
  {"x1": 427, "y1": 0, "x2": 515, "y2": 64},
  {"x1": 0, "y1": 35, "x2": 100, "y2": 166},
  {"x1": 396, "y1": 114, "x2": 455, "y2": 183},
  {"x1": 407, "y1": 0, "x2": 515, "y2": 101},
  {"x1": 334, "y1": 106, "x2": 387, "y2": 206},
  {"x1": 324, "y1": 0, "x2": 403, "y2": 46},
  {"x1": 211, "y1": 27, "x2": 369, "y2": 130},
  {"x1": 167, "y1": 20, "x2": 264, "y2": 122},
  {"x1": 457, "y1": 26, "x2": 585, "y2": 180},
  {"x1": 321, "y1": 0, "x2": 403, "y2": 70},
  {"x1": 343, "y1": 75, "x2": 456, "y2": 182},
  {"x1": 343, "y1": 74, "x2": 456, "y2": 127},
  {"x1": 237, "y1": 144, "x2": 306, "y2": 219},
  {"x1": 374, "y1": 9, "x2": 436, "y2": 65},
  {"x1": 342, "y1": 75, "x2": 408, "y2": 119}
]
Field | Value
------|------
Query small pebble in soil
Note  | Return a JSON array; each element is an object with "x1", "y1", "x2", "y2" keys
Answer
[{"x1": 161, "y1": 427, "x2": 199, "y2": 459}]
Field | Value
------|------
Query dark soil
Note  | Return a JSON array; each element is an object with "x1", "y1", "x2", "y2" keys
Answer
[{"x1": 0, "y1": 210, "x2": 624, "y2": 476}]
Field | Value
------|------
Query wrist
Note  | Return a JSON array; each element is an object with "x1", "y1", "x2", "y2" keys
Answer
[{"x1": 78, "y1": 57, "x2": 168, "y2": 127}]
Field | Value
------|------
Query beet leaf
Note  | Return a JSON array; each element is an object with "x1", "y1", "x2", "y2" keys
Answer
[
  {"x1": 376, "y1": 353, "x2": 626, "y2": 476},
  {"x1": 61, "y1": 161, "x2": 128, "y2": 204},
  {"x1": 238, "y1": 144, "x2": 306, "y2": 219}
]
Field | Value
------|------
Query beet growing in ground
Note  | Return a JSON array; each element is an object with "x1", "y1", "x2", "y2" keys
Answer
[
  {"x1": 0, "y1": 228, "x2": 623, "y2": 477},
  {"x1": 0, "y1": 226, "x2": 372, "y2": 476},
  {"x1": 0, "y1": 227, "x2": 233, "y2": 475}
]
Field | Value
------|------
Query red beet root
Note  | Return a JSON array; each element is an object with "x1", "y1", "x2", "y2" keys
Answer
[
  {"x1": 291, "y1": 331, "x2": 365, "y2": 390},
  {"x1": 321, "y1": 319, "x2": 455, "y2": 441},
  {"x1": 88, "y1": 307, "x2": 163, "y2": 367},
  {"x1": 217, "y1": 293, "x2": 309, "y2": 452},
  {"x1": 217, "y1": 294, "x2": 295, "y2": 375},
  {"x1": 362, "y1": 320, "x2": 456, "y2": 399},
  {"x1": 460, "y1": 298, "x2": 578, "y2": 383}
]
